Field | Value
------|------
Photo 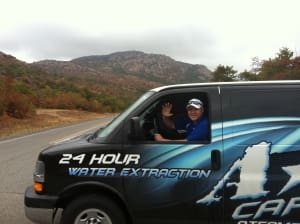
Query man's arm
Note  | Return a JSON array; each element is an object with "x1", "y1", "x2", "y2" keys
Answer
[{"x1": 154, "y1": 133, "x2": 187, "y2": 142}]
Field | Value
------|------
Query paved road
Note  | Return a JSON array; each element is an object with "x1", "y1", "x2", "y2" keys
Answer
[{"x1": 0, "y1": 116, "x2": 114, "y2": 223}]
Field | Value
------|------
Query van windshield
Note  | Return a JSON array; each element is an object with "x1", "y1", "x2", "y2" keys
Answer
[{"x1": 96, "y1": 91, "x2": 155, "y2": 138}]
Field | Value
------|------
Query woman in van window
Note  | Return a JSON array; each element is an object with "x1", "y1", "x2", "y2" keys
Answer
[{"x1": 154, "y1": 98, "x2": 209, "y2": 142}]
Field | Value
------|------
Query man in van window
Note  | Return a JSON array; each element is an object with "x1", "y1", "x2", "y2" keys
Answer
[{"x1": 154, "y1": 98, "x2": 209, "y2": 142}]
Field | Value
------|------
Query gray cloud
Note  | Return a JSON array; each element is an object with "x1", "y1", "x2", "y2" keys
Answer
[
  {"x1": 0, "y1": 23, "x2": 217, "y2": 65},
  {"x1": 1, "y1": 0, "x2": 300, "y2": 73}
]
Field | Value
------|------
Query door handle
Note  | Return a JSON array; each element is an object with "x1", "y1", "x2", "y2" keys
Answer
[{"x1": 211, "y1": 150, "x2": 221, "y2": 171}]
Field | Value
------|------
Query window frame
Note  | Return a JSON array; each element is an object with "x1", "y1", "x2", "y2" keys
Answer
[{"x1": 123, "y1": 88, "x2": 213, "y2": 145}]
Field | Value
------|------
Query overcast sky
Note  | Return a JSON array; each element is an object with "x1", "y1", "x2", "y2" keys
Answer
[{"x1": 1, "y1": 0, "x2": 300, "y2": 72}]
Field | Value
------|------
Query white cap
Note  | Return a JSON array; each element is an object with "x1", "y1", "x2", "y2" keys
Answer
[{"x1": 186, "y1": 98, "x2": 203, "y2": 109}]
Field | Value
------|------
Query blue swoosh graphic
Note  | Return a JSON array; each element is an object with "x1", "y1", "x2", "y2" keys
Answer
[{"x1": 126, "y1": 117, "x2": 300, "y2": 204}]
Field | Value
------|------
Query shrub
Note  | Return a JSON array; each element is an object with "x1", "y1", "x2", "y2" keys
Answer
[{"x1": 6, "y1": 93, "x2": 36, "y2": 118}]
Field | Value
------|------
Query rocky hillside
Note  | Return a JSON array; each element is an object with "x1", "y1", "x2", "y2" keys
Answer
[
  {"x1": 0, "y1": 51, "x2": 41, "y2": 77},
  {"x1": 31, "y1": 59, "x2": 160, "y2": 96},
  {"x1": 71, "y1": 51, "x2": 212, "y2": 84},
  {"x1": 31, "y1": 51, "x2": 212, "y2": 96}
]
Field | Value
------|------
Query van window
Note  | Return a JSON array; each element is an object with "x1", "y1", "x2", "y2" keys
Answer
[
  {"x1": 226, "y1": 88, "x2": 300, "y2": 144},
  {"x1": 230, "y1": 89, "x2": 300, "y2": 119},
  {"x1": 98, "y1": 91, "x2": 155, "y2": 138},
  {"x1": 137, "y1": 92, "x2": 211, "y2": 143}
]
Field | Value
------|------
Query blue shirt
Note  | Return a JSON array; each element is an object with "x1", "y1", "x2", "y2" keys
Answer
[{"x1": 175, "y1": 116, "x2": 209, "y2": 141}]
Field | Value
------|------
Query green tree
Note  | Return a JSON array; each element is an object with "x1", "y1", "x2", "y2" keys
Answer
[
  {"x1": 238, "y1": 48, "x2": 300, "y2": 81},
  {"x1": 260, "y1": 47, "x2": 296, "y2": 80},
  {"x1": 239, "y1": 70, "x2": 262, "y2": 81},
  {"x1": 286, "y1": 56, "x2": 300, "y2": 79},
  {"x1": 212, "y1": 65, "x2": 237, "y2": 82},
  {"x1": 13, "y1": 80, "x2": 33, "y2": 94}
]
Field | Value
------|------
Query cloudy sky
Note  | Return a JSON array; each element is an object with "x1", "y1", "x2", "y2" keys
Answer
[{"x1": 1, "y1": 0, "x2": 300, "y2": 72}]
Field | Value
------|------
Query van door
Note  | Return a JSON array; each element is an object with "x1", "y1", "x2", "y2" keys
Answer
[
  {"x1": 221, "y1": 85, "x2": 300, "y2": 223},
  {"x1": 122, "y1": 86, "x2": 223, "y2": 224}
]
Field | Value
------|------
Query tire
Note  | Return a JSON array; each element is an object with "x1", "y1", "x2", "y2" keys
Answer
[{"x1": 61, "y1": 194, "x2": 127, "y2": 224}]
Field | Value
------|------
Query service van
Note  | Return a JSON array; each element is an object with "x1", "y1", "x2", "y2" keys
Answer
[{"x1": 25, "y1": 81, "x2": 300, "y2": 224}]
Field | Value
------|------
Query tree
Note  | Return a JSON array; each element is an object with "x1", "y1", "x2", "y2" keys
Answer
[
  {"x1": 250, "y1": 57, "x2": 262, "y2": 74},
  {"x1": 6, "y1": 92, "x2": 35, "y2": 118},
  {"x1": 212, "y1": 65, "x2": 237, "y2": 82},
  {"x1": 0, "y1": 77, "x2": 35, "y2": 118},
  {"x1": 260, "y1": 47, "x2": 296, "y2": 80},
  {"x1": 239, "y1": 70, "x2": 262, "y2": 81}
]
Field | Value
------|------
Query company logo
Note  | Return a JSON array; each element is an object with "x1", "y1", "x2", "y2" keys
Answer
[{"x1": 197, "y1": 141, "x2": 300, "y2": 220}]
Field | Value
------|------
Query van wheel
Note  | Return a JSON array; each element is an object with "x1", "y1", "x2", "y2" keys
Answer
[{"x1": 61, "y1": 194, "x2": 127, "y2": 224}]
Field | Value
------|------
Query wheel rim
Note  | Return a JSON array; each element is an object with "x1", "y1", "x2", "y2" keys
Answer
[{"x1": 74, "y1": 208, "x2": 112, "y2": 224}]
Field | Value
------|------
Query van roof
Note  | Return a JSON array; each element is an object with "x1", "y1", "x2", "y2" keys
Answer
[{"x1": 151, "y1": 80, "x2": 300, "y2": 92}]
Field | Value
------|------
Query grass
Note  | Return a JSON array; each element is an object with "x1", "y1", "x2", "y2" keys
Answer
[{"x1": 0, "y1": 109, "x2": 111, "y2": 138}]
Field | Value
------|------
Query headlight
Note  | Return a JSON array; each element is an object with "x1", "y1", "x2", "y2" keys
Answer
[
  {"x1": 33, "y1": 160, "x2": 45, "y2": 193},
  {"x1": 34, "y1": 160, "x2": 45, "y2": 182}
]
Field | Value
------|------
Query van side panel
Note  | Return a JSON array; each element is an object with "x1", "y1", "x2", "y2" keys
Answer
[{"x1": 216, "y1": 85, "x2": 300, "y2": 223}]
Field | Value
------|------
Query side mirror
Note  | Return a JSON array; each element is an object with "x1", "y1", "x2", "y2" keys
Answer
[{"x1": 129, "y1": 116, "x2": 143, "y2": 141}]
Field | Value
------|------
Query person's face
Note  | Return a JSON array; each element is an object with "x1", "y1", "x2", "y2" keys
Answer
[{"x1": 187, "y1": 107, "x2": 204, "y2": 122}]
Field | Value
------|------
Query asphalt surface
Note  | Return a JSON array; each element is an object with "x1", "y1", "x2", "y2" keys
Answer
[{"x1": 0, "y1": 116, "x2": 114, "y2": 223}]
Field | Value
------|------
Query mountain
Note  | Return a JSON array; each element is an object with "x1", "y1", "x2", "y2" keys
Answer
[
  {"x1": 0, "y1": 51, "x2": 40, "y2": 77},
  {"x1": 0, "y1": 51, "x2": 47, "y2": 89},
  {"x1": 30, "y1": 51, "x2": 212, "y2": 96},
  {"x1": 71, "y1": 51, "x2": 212, "y2": 84},
  {"x1": 31, "y1": 58, "x2": 160, "y2": 96},
  {"x1": 31, "y1": 51, "x2": 212, "y2": 96},
  {"x1": 1, "y1": 50, "x2": 212, "y2": 114}
]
